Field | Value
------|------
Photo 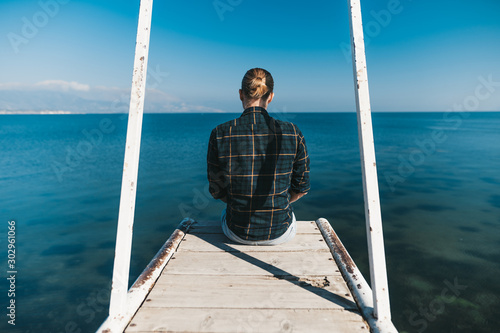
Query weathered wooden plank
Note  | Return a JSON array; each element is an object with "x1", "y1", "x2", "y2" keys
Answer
[
  {"x1": 164, "y1": 250, "x2": 340, "y2": 277},
  {"x1": 191, "y1": 220, "x2": 320, "y2": 235},
  {"x1": 126, "y1": 308, "x2": 369, "y2": 333},
  {"x1": 144, "y1": 274, "x2": 356, "y2": 310},
  {"x1": 177, "y1": 233, "x2": 328, "y2": 253},
  {"x1": 296, "y1": 220, "x2": 321, "y2": 234}
]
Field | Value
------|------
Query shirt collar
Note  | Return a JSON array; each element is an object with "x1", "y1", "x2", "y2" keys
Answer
[{"x1": 241, "y1": 106, "x2": 269, "y2": 117}]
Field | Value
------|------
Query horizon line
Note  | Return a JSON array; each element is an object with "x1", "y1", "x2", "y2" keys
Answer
[{"x1": 1, "y1": 110, "x2": 499, "y2": 115}]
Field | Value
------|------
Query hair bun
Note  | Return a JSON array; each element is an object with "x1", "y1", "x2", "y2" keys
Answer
[
  {"x1": 249, "y1": 76, "x2": 268, "y2": 100},
  {"x1": 241, "y1": 68, "x2": 274, "y2": 101}
]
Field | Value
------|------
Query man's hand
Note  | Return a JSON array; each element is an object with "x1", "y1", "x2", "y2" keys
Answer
[{"x1": 290, "y1": 190, "x2": 307, "y2": 203}]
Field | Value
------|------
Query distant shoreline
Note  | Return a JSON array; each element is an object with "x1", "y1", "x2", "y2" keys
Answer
[
  {"x1": 0, "y1": 111, "x2": 75, "y2": 115},
  {"x1": 1, "y1": 110, "x2": 499, "y2": 115}
]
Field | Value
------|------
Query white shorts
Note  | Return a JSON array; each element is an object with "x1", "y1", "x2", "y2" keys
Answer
[{"x1": 220, "y1": 208, "x2": 297, "y2": 246}]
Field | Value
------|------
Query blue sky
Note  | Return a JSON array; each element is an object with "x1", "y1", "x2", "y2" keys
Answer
[{"x1": 1, "y1": 0, "x2": 499, "y2": 112}]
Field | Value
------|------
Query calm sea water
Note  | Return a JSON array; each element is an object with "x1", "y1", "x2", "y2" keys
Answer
[{"x1": 1, "y1": 112, "x2": 499, "y2": 332}]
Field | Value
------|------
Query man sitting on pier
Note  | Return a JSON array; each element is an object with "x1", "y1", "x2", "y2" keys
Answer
[{"x1": 207, "y1": 68, "x2": 310, "y2": 245}]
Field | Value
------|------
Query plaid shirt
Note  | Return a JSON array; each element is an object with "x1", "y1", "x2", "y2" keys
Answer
[{"x1": 207, "y1": 107, "x2": 310, "y2": 241}]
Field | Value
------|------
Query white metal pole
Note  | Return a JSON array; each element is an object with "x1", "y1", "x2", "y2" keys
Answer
[
  {"x1": 347, "y1": 0, "x2": 391, "y2": 321},
  {"x1": 97, "y1": 219, "x2": 195, "y2": 333},
  {"x1": 108, "y1": 0, "x2": 154, "y2": 319}
]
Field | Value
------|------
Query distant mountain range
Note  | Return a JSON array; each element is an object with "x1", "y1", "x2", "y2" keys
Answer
[{"x1": 0, "y1": 80, "x2": 225, "y2": 114}]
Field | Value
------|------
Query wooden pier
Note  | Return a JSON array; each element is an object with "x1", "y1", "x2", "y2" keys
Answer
[
  {"x1": 99, "y1": 0, "x2": 398, "y2": 331},
  {"x1": 120, "y1": 220, "x2": 369, "y2": 332}
]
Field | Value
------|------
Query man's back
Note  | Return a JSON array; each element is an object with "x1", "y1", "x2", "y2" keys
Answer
[{"x1": 207, "y1": 106, "x2": 310, "y2": 241}]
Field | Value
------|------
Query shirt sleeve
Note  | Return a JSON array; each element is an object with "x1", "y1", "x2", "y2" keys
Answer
[
  {"x1": 290, "y1": 126, "x2": 310, "y2": 194},
  {"x1": 207, "y1": 128, "x2": 227, "y2": 200}
]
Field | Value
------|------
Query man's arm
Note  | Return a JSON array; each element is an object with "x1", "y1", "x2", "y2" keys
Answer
[
  {"x1": 290, "y1": 190, "x2": 307, "y2": 204},
  {"x1": 290, "y1": 125, "x2": 310, "y2": 199},
  {"x1": 207, "y1": 128, "x2": 227, "y2": 201}
]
